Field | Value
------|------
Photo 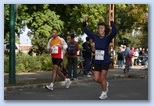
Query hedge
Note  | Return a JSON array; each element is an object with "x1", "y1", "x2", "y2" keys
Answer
[{"x1": 4, "y1": 53, "x2": 53, "y2": 73}]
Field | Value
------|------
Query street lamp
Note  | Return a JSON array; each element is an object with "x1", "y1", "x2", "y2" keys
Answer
[
  {"x1": 9, "y1": 4, "x2": 19, "y2": 84},
  {"x1": 9, "y1": 4, "x2": 16, "y2": 84}
]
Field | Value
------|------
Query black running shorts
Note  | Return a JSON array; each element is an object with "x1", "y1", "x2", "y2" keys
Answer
[
  {"x1": 52, "y1": 58, "x2": 63, "y2": 66},
  {"x1": 93, "y1": 64, "x2": 110, "y2": 72}
]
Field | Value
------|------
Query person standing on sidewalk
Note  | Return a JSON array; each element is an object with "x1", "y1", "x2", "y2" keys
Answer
[
  {"x1": 82, "y1": 37, "x2": 93, "y2": 77},
  {"x1": 45, "y1": 28, "x2": 70, "y2": 91},
  {"x1": 131, "y1": 47, "x2": 135, "y2": 66},
  {"x1": 66, "y1": 34, "x2": 80, "y2": 80},
  {"x1": 123, "y1": 44, "x2": 133, "y2": 73},
  {"x1": 117, "y1": 46, "x2": 124, "y2": 69},
  {"x1": 83, "y1": 16, "x2": 116, "y2": 99}
]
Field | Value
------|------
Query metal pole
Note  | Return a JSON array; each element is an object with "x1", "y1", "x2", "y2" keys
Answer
[
  {"x1": 9, "y1": 4, "x2": 16, "y2": 84},
  {"x1": 108, "y1": 4, "x2": 115, "y2": 69}
]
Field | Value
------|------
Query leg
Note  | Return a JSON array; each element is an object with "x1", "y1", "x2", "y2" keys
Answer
[
  {"x1": 100, "y1": 70, "x2": 108, "y2": 92},
  {"x1": 57, "y1": 66, "x2": 67, "y2": 80},
  {"x1": 121, "y1": 60, "x2": 124, "y2": 68},
  {"x1": 120, "y1": 60, "x2": 123, "y2": 68},
  {"x1": 132, "y1": 57, "x2": 134, "y2": 66},
  {"x1": 93, "y1": 71, "x2": 101, "y2": 84},
  {"x1": 125, "y1": 61, "x2": 129, "y2": 72},
  {"x1": 87, "y1": 58, "x2": 92, "y2": 74},
  {"x1": 51, "y1": 65, "x2": 59, "y2": 83},
  {"x1": 84, "y1": 58, "x2": 88, "y2": 75},
  {"x1": 99, "y1": 69, "x2": 109, "y2": 100},
  {"x1": 118, "y1": 60, "x2": 120, "y2": 68},
  {"x1": 73, "y1": 58, "x2": 77, "y2": 78},
  {"x1": 67, "y1": 58, "x2": 72, "y2": 79}
]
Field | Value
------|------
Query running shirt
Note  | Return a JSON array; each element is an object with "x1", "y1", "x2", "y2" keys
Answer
[
  {"x1": 47, "y1": 36, "x2": 68, "y2": 59},
  {"x1": 83, "y1": 21, "x2": 117, "y2": 64}
]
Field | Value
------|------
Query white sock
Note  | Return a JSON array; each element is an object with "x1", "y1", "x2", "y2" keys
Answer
[
  {"x1": 50, "y1": 82, "x2": 54, "y2": 86},
  {"x1": 65, "y1": 78, "x2": 67, "y2": 81},
  {"x1": 102, "y1": 91, "x2": 107, "y2": 95}
]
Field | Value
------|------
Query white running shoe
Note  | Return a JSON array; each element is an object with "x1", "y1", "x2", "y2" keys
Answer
[
  {"x1": 87, "y1": 75, "x2": 91, "y2": 78},
  {"x1": 106, "y1": 82, "x2": 109, "y2": 93},
  {"x1": 45, "y1": 83, "x2": 54, "y2": 91},
  {"x1": 65, "y1": 78, "x2": 70, "y2": 88},
  {"x1": 73, "y1": 78, "x2": 78, "y2": 81},
  {"x1": 99, "y1": 92, "x2": 107, "y2": 100}
]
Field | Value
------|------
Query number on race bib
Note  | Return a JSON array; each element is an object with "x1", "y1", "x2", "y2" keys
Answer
[
  {"x1": 51, "y1": 45, "x2": 59, "y2": 54},
  {"x1": 95, "y1": 50, "x2": 105, "y2": 60}
]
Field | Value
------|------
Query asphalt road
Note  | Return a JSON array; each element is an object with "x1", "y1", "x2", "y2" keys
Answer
[{"x1": 4, "y1": 79, "x2": 148, "y2": 100}]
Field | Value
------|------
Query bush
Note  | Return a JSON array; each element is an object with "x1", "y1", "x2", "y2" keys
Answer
[
  {"x1": 39, "y1": 53, "x2": 52, "y2": 71},
  {"x1": 4, "y1": 55, "x2": 9, "y2": 73},
  {"x1": 4, "y1": 52, "x2": 53, "y2": 73}
]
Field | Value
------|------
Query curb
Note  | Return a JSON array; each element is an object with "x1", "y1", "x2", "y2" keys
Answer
[{"x1": 4, "y1": 73, "x2": 148, "y2": 92}]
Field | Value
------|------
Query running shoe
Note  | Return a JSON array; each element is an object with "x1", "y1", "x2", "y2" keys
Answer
[
  {"x1": 45, "y1": 83, "x2": 54, "y2": 91},
  {"x1": 106, "y1": 82, "x2": 109, "y2": 93},
  {"x1": 65, "y1": 78, "x2": 70, "y2": 88},
  {"x1": 99, "y1": 92, "x2": 107, "y2": 100}
]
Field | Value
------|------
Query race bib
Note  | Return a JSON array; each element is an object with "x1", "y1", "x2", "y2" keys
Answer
[
  {"x1": 51, "y1": 45, "x2": 59, "y2": 54},
  {"x1": 95, "y1": 50, "x2": 105, "y2": 60}
]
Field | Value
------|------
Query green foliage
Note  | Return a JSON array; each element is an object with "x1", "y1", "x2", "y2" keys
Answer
[
  {"x1": 4, "y1": 4, "x2": 10, "y2": 41},
  {"x1": 22, "y1": 5, "x2": 64, "y2": 52},
  {"x1": 38, "y1": 53, "x2": 52, "y2": 71},
  {"x1": 115, "y1": 4, "x2": 148, "y2": 48},
  {"x1": 4, "y1": 53, "x2": 53, "y2": 73},
  {"x1": 4, "y1": 4, "x2": 148, "y2": 52},
  {"x1": 49, "y1": 4, "x2": 107, "y2": 35},
  {"x1": 4, "y1": 55, "x2": 9, "y2": 73}
]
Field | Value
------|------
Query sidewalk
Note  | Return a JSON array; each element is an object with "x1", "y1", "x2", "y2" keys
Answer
[{"x1": 4, "y1": 65, "x2": 148, "y2": 91}]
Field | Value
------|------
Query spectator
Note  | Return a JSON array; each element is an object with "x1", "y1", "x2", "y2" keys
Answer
[
  {"x1": 131, "y1": 47, "x2": 135, "y2": 66},
  {"x1": 82, "y1": 37, "x2": 92, "y2": 77},
  {"x1": 117, "y1": 47, "x2": 124, "y2": 69},
  {"x1": 134, "y1": 49, "x2": 139, "y2": 65},
  {"x1": 66, "y1": 34, "x2": 80, "y2": 80}
]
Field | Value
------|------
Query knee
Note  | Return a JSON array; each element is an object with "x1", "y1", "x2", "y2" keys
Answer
[
  {"x1": 101, "y1": 76, "x2": 106, "y2": 81},
  {"x1": 94, "y1": 77, "x2": 100, "y2": 83}
]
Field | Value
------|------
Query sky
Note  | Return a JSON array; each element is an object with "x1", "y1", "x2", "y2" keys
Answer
[
  {"x1": 20, "y1": 25, "x2": 87, "y2": 44},
  {"x1": 19, "y1": 25, "x2": 32, "y2": 45}
]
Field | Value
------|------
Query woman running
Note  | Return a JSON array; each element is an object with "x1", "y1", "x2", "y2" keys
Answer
[{"x1": 83, "y1": 16, "x2": 117, "y2": 99}]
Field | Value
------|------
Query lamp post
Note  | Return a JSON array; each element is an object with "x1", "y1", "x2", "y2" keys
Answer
[
  {"x1": 9, "y1": 4, "x2": 16, "y2": 84},
  {"x1": 107, "y1": 4, "x2": 115, "y2": 69}
]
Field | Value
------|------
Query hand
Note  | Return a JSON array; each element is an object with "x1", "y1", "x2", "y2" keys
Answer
[
  {"x1": 83, "y1": 16, "x2": 88, "y2": 22},
  {"x1": 49, "y1": 47, "x2": 52, "y2": 53},
  {"x1": 91, "y1": 53, "x2": 95, "y2": 56},
  {"x1": 109, "y1": 17, "x2": 114, "y2": 21}
]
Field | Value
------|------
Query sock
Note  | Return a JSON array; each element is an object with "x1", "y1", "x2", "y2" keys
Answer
[
  {"x1": 102, "y1": 91, "x2": 107, "y2": 95},
  {"x1": 65, "y1": 78, "x2": 67, "y2": 81},
  {"x1": 50, "y1": 82, "x2": 54, "y2": 86}
]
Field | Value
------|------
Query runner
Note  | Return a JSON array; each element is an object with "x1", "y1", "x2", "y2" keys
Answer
[
  {"x1": 45, "y1": 28, "x2": 70, "y2": 91},
  {"x1": 83, "y1": 16, "x2": 116, "y2": 99}
]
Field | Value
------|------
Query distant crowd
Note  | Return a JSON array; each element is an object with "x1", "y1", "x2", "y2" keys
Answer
[{"x1": 117, "y1": 45, "x2": 148, "y2": 69}]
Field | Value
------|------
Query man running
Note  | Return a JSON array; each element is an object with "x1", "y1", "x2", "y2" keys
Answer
[{"x1": 45, "y1": 28, "x2": 70, "y2": 91}]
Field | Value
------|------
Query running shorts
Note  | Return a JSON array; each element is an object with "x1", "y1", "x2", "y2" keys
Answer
[{"x1": 93, "y1": 64, "x2": 110, "y2": 72}]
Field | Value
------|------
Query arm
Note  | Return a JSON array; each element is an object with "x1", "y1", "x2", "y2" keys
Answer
[
  {"x1": 76, "y1": 42, "x2": 80, "y2": 51},
  {"x1": 61, "y1": 38, "x2": 68, "y2": 50},
  {"x1": 108, "y1": 21, "x2": 117, "y2": 41},
  {"x1": 83, "y1": 16, "x2": 96, "y2": 40},
  {"x1": 83, "y1": 43, "x2": 92, "y2": 54},
  {"x1": 47, "y1": 39, "x2": 51, "y2": 52}
]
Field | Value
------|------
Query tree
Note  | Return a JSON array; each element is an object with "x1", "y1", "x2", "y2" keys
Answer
[
  {"x1": 4, "y1": 4, "x2": 10, "y2": 41},
  {"x1": 128, "y1": 4, "x2": 148, "y2": 48},
  {"x1": 115, "y1": 4, "x2": 148, "y2": 48},
  {"x1": 49, "y1": 4, "x2": 107, "y2": 35},
  {"x1": 4, "y1": 4, "x2": 64, "y2": 52}
]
